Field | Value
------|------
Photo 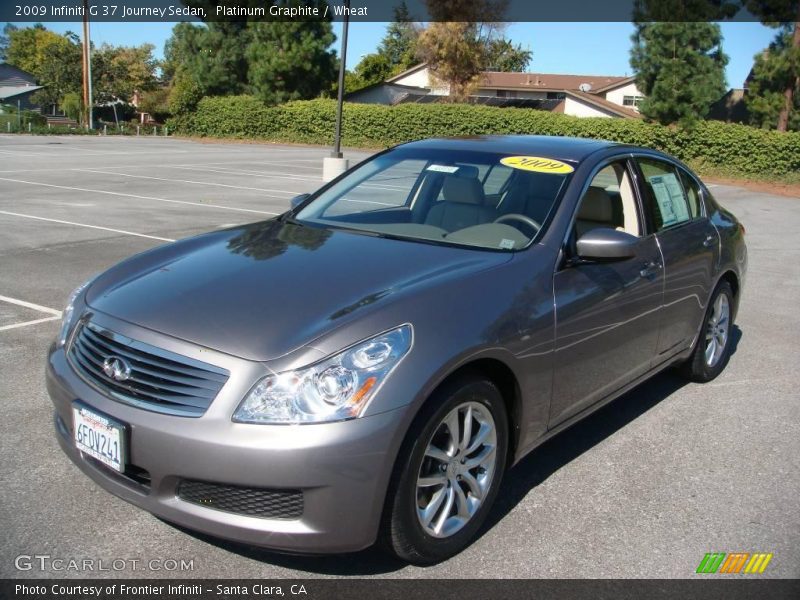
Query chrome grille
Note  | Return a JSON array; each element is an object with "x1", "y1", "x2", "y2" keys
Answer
[{"x1": 67, "y1": 322, "x2": 229, "y2": 416}]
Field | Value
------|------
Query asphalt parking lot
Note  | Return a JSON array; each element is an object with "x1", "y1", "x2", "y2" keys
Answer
[{"x1": 0, "y1": 135, "x2": 798, "y2": 579}]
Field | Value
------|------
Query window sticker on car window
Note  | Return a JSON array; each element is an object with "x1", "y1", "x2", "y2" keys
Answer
[
  {"x1": 649, "y1": 174, "x2": 690, "y2": 226},
  {"x1": 500, "y1": 156, "x2": 574, "y2": 174},
  {"x1": 427, "y1": 164, "x2": 460, "y2": 173},
  {"x1": 499, "y1": 238, "x2": 516, "y2": 249}
]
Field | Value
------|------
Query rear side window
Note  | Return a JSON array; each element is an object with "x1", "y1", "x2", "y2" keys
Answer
[
  {"x1": 637, "y1": 158, "x2": 692, "y2": 231},
  {"x1": 678, "y1": 169, "x2": 703, "y2": 219}
]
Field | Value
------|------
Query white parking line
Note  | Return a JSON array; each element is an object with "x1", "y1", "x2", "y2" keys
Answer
[
  {"x1": 170, "y1": 165, "x2": 320, "y2": 182},
  {"x1": 74, "y1": 168, "x2": 302, "y2": 195},
  {"x1": 0, "y1": 316, "x2": 61, "y2": 332},
  {"x1": 0, "y1": 176, "x2": 279, "y2": 215},
  {"x1": 0, "y1": 294, "x2": 62, "y2": 316},
  {"x1": 0, "y1": 210, "x2": 176, "y2": 242}
]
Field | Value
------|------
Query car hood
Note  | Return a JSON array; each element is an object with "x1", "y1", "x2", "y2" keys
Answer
[{"x1": 86, "y1": 220, "x2": 511, "y2": 361}]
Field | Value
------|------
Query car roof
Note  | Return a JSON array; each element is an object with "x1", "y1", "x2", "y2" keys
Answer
[{"x1": 398, "y1": 135, "x2": 633, "y2": 163}]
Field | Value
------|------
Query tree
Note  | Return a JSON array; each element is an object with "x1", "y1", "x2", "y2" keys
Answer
[
  {"x1": 746, "y1": 27, "x2": 800, "y2": 131},
  {"x1": 0, "y1": 23, "x2": 17, "y2": 61},
  {"x1": 630, "y1": 6, "x2": 728, "y2": 126},
  {"x1": 339, "y1": 2, "x2": 419, "y2": 92},
  {"x1": 415, "y1": 0, "x2": 529, "y2": 100},
  {"x1": 377, "y1": 1, "x2": 419, "y2": 71},
  {"x1": 6, "y1": 25, "x2": 82, "y2": 107},
  {"x1": 163, "y1": 22, "x2": 251, "y2": 98},
  {"x1": 93, "y1": 43, "x2": 159, "y2": 104},
  {"x1": 60, "y1": 91, "x2": 82, "y2": 122},
  {"x1": 246, "y1": 20, "x2": 336, "y2": 105},
  {"x1": 743, "y1": 0, "x2": 800, "y2": 131},
  {"x1": 485, "y1": 39, "x2": 532, "y2": 72}
]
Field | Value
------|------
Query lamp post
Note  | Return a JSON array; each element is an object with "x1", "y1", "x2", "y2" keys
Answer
[{"x1": 322, "y1": 0, "x2": 350, "y2": 181}]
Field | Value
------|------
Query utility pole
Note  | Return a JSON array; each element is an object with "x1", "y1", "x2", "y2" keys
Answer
[
  {"x1": 322, "y1": 0, "x2": 350, "y2": 181},
  {"x1": 82, "y1": 0, "x2": 94, "y2": 130}
]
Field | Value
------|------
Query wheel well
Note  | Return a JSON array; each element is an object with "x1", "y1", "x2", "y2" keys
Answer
[
  {"x1": 719, "y1": 270, "x2": 740, "y2": 313},
  {"x1": 430, "y1": 358, "x2": 522, "y2": 468}
]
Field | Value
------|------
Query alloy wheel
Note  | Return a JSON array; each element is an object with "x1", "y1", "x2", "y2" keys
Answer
[
  {"x1": 705, "y1": 293, "x2": 730, "y2": 367},
  {"x1": 415, "y1": 401, "x2": 498, "y2": 538}
]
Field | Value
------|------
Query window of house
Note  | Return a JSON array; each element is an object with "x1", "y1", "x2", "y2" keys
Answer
[
  {"x1": 546, "y1": 92, "x2": 566, "y2": 100},
  {"x1": 623, "y1": 95, "x2": 643, "y2": 107},
  {"x1": 637, "y1": 158, "x2": 693, "y2": 231}
]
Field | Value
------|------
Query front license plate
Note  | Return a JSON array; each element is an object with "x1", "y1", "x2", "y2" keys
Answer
[{"x1": 73, "y1": 403, "x2": 126, "y2": 473}]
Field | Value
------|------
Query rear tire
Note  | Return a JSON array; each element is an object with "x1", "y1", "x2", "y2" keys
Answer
[
  {"x1": 382, "y1": 375, "x2": 508, "y2": 565},
  {"x1": 679, "y1": 281, "x2": 734, "y2": 382}
]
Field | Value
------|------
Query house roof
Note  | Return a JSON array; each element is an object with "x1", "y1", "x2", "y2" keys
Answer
[
  {"x1": 0, "y1": 85, "x2": 44, "y2": 100},
  {"x1": 385, "y1": 63, "x2": 429, "y2": 83},
  {"x1": 565, "y1": 90, "x2": 642, "y2": 119},
  {"x1": 480, "y1": 71, "x2": 631, "y2": 93}
]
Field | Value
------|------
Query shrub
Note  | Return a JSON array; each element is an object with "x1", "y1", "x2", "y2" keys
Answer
[{"x1": 171, "y1": 97, "x2": 800, "y2": 178}]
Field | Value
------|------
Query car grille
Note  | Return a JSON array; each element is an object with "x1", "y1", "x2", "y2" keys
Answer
[
  {"x1": 177, "y1": 480, "x2": 304, "y2": 519},
  {"x1": 67, "y1": 322, "x2": 229, "y2": 417}
]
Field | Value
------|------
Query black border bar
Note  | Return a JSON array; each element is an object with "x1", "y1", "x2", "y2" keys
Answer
[
  {"x1": 2, "y1": 0, "x2": 794, "y2": 23},
  {"x1": 3, "y1": 579, "x2": 800, "y2": 600}
]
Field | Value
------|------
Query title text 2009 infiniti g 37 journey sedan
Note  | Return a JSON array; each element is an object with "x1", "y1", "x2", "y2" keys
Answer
[{"x1": 47, "y1": 136, "x2": 746, "y2": 564}]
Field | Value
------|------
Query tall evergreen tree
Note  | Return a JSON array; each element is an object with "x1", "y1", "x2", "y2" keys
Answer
[
  {"x1": 630, "y1": 19, "x2": 728, "y2": 125},
  {"x1": 246, "y1": 20, "x2": 336, "y2": 105},
  {"x1": 743, "y1": 0, "x2": 800, "y2": 131},
  {"x1": 164, "y1": 1, "x2": 336, "y2": 105}
]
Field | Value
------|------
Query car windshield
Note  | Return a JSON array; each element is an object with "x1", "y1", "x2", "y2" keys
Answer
[{"x1": 295, "y1": 147, "x2": 574, "y2": 251}]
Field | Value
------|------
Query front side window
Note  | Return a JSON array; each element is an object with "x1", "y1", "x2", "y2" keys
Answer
[
  {"x1": 637, "y1": 158, "x2": 693, "y2": 231},
  {"x1": 296, "y1": 149, "x2": 574, "y2": 251},
  {"x1": 574, "y1": 161, "x2": 641, "y2": 239}
]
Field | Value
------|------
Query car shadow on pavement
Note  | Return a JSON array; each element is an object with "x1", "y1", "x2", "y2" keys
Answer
[{"x1": 171, "y1": 326, "x2": 743, "y2": 575}]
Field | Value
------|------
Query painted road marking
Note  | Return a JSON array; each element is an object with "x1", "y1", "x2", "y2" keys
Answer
[
  {"x1": 0, "y1": 176, "x2": 279, "y2": 215},
  {"x1": 0, "y1": 211, "x2": 176, "y2": 242},
  {"x1": 0, "y1": 294, "x2": 62, "y2": 316}
]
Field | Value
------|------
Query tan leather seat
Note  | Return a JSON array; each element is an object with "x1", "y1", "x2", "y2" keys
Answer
[
  {"x1": 575, "y1": 187, "x2": 615, "y2": 237},
  {"x1": 425, "y1": 171, "x2": 496, "y2": 232}
]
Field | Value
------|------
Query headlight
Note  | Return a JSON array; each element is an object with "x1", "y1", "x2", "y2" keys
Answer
[
  {"x1": 233, "y1": 325, "x2": 413, "y2": 424},
  {"x1": 57, "y1": 280, "x2": 92, "y2": 348}
]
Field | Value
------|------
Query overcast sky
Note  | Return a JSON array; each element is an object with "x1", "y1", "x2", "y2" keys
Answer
[{"x1": 8, "y1": 20, "x2": 777, "y2": 90}]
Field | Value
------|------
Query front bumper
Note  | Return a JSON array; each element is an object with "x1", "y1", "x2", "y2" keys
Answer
[{"x1": 47, "y1": 342, "x2": 409, "y2": 554}]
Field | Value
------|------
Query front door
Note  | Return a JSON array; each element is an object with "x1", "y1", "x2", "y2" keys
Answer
[{"x1": 550, "y1": 159, "x2": 664, "y2": 426}]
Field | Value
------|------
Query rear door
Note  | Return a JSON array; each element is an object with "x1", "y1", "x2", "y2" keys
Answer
[{"x1": 634, "y1": 157, "x2": 720, "y2": 361}]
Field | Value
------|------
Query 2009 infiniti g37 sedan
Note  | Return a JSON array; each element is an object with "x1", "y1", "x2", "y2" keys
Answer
[{"x1": 47, "y1": 135, "x2": 747, "y2": 564}]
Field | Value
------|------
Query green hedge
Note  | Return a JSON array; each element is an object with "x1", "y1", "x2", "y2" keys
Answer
[{"x1": 171, "y1": 97, "x2": 800, "y2": 178}]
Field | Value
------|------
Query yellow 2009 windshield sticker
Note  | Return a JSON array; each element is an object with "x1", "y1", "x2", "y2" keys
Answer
[{"x1": 500, "y1": 156, "x2": 574, "y2": 174}]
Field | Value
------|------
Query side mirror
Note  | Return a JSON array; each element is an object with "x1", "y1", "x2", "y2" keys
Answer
[
  {"x1": 575, "y1": 228, "x2": 639, "y2": 261},
  {"x1": 290, "y1": 193, "x2": 310, "y2": 210}
]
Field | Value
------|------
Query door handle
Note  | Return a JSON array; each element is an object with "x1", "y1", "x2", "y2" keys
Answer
[
  {"x1": 702, "y1": 234, "x2": 715, "y2": 248},
  {"x1": 640, "y1": 261, "x2": 662, "y2": 278}
]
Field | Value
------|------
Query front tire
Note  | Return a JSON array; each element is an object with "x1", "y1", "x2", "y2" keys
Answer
[
  {"x1": 382, "y1": 376, "x2": 508, "y2": 564},
  {"x1": 680, "y1": 281, "x2": 735, "y2": 382}
]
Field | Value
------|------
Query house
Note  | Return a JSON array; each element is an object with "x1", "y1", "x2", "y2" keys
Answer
[
  {"x1": 0, "y1": 63, "x2": 44, "y2": 111},
  {"x1": 347, "y1": 63, "x2": 644, "y2": 119},
  {"x1": 0, "y1": 62, "x2": 77, "y2": 126}
]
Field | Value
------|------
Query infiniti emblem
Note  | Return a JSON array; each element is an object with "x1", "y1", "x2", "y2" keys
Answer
[{"x1": 102, "y1": 356, "x2": 132, "y2": 382}]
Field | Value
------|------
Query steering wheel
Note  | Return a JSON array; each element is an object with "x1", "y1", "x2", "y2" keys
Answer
[{"x1": 494, "y1": 213, "x2": 541, "y2": 236}]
